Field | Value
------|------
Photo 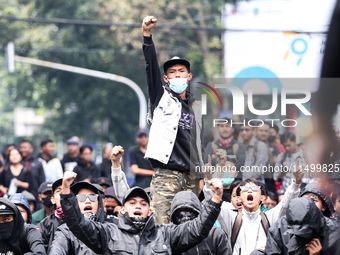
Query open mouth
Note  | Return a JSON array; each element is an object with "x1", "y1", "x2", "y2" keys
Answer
[
  {"x1": 236, "y1": 202, "x2": 243, "y2": 208},
  {"x1": 84, "y1": 205, "x2": 93, "y2": 212},
  {"x1": 134, "y1": 211, "x2": 142, "y2": 216},
  {"x1": 247, "y1": 194, "x2": 254, "y2": 202}
]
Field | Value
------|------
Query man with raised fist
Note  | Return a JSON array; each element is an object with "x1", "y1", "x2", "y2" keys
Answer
[
  {"x1": 142, "y1": 15, "x2": 204, "y2": 224},
  {"x1": 59, "y1": 162, "x2": 223, "y2": 254}
]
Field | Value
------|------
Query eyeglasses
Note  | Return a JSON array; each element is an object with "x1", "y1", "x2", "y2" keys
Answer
[
  {"x1": 76, "y1": 194, "x2": 98, "y2": 202},
  {"x1": 239, "y1": 186, "x2": 261, "y2": 192}
]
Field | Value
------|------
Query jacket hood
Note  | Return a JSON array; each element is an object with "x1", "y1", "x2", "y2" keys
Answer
[
  {"x1": 9, "y1": 193, "x2": 32, "y2": 223},
  {"x1": 284, "y1": 198, "x2": 328, "y2": 254},
  {"x1": 71, "y1": 181, "x2": 105, "y2": 223},
  {"x1": 287, "y1": 197, "x2": 326, "y2": 238},
  {"x1": 299, "y1": 182, "x2": 334, "y2": 217},
  {"x1": 0, "y1": 198, "x2": 25, "y2": 254},
  {"x1": 170, "y1": 191, "x2": 201, "y2": 222}
]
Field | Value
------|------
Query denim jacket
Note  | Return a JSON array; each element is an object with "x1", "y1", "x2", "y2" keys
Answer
[{"x1": 145, "y1": 86, "x2": 204, "y2": 169}]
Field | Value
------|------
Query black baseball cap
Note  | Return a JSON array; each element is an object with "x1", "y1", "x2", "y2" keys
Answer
[
  {"x1": 122, "y1": 187, "x2": 150, "y2": 205},
  {"x1": 38, "y1": 182, "x2": 53, "y2": 194},
  {"x1": 52, "y1": 179, "x2": 63, "y2": 194},
  {"x1": 163, "y1": 56, "x2": 190, "y2": 74},
  {"x1": 0, "y1": 203, "x2": 14, "y2": 215},
  {"x1": 94, "y1": 177, "x2": 112, "y2": 187},
  {"x1": 70, "y1": 181, "x2": 99, "y2": 195}
]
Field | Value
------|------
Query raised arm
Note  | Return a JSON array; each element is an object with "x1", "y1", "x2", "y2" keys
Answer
[
  {"x1": 266, "y1": 159, "x2": 304, "y2": 223},
  {"x1": 110, "y1": 145, "x2": 130, "y2": 202},
  {"x1": 167, "y1": 179, "x2": 223, "y2": 253},
  {"x1": 142, "y1": 16, "x2": 164, "y2": 106}
]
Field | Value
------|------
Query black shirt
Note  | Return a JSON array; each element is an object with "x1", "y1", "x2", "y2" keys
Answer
[
  {"x1": 0, "y1": 165, "x2": 32, "y2": 194},
  {"x1": 129, "y1": 146, "x2": 153, "y2": 188},
  {"x1": 143, "y1": 35, "x2": 202, "y2": 172}
]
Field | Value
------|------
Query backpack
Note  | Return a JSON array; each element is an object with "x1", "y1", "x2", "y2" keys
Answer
[
  {"x1": 231, "y1": 212, "x2": 270, "y2": 251},
  {"x1": 211, "y1": 141, "x2": 239, "y2": 158}
]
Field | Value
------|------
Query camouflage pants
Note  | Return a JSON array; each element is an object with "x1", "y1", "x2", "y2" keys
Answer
[{"x1": 150, "y1": 168, "x2": 199, "y2": 225}]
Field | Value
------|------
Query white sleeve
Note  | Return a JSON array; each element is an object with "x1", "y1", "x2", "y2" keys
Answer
[
  {"x1": 266, "y1": 181, "x2": 300, "y2": 225},
  {"x1": 203, "y1": 179, "x2": 214, "y2": 201},
  {"x1": 204, "y1": 180, "x2": 236, "y2": 236},
  {"x1": 111, "y1": 165, "x2": 130, "y2": 203}
]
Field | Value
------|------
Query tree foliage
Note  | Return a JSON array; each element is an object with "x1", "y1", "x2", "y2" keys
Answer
[{"x1": 0, "y1": 0, "x2": 238, "y2": 151}]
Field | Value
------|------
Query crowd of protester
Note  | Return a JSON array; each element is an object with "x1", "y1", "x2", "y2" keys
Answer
[{"x1": 0, "y1": 119, "x2": 339, "y2": 254}]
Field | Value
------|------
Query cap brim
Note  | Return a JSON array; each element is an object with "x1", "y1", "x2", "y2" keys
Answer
[
  {"x1": 163, "y1": 59, "x2": 190, "y2": 73},
  {"x1": 71, "y1": 181, "x2": 99, "y2": 195},
  {"x1": 123, "y1": 187, "x2": 150, "y2": 205},
  {"x1": 52, "y1": 179, "x2": 63, "y2": 194}
]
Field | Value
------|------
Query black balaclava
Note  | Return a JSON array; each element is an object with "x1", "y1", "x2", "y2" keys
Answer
[
  {"x1": 173, "y1": 209, "x2": 199, "y2": 225},
  {"x1": 123, "y1": 213, "x2": 148, "y2": 231}
]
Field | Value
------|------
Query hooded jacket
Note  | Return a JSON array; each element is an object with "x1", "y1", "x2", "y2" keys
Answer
[
  {"x1": 299, "y1": 182, "x2": 334, "y2": 217},
  {"x1": 9, "y1": 193, "x2": 32, "y2": 223},
  {"x1": 170, "y1": 191, "x2": 232, "y2": 255},
  {"x1": 60, "y1": 189, "x2": 221, "y2": 255},
  {"x1": 0, "y1": 197, "x2": 46, "y2": 255},
  {"x1": 264, "y1": 197, "x2": 340, "y2": 255},
  {"x1": 49, "y1": 182, "x2": 106, "y2": 255}
]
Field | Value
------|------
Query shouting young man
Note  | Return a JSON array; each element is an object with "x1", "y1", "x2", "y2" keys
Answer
[{"x1": 204, "y1": 156, "x2": 305, "y2": 255}]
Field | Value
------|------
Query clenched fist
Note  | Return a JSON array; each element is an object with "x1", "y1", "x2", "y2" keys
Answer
[
  {"x1": 111, "y1": 145, "x2": 124, "y2": 168},
  {"x1": 62, "y1": 171, "x2": 77, "y2": 194},
  {"x1": 142, "y1": 16, "x2": 157, "y2": 37}
]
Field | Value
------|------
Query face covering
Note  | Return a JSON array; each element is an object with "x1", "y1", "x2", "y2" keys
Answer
[
  {"x1": 169, "y1": 78, "x2": 188, "y2": 94},
  {"x1": 0, "y1": 221, "x2": 14, "y2": 240},
  {"x1": 130, "y1": 216, "x2": 148, "y2": 230},
  {"x1": 84, "y1": 212, "x2": 97, "y2": 221},
  {"x1": 123, "y1": 213, "x2": 148, "y2": 231},
  {"x1": 173, "y1": 210, "x2": 198, "y2": 225},
  {"x1": 55, "y1": 206, "x2": 65, "y2": 219},
  {"x1": 106, "y1": 209, "x2": 119, "y2": 217},
  {"x1": 42, "y1": 196, "x2": 53, "y2": 208},
  {"x1": 223, "y1": 177, "x2": 235, "y2": 187},
  {"x1": 268, "y1": 135, "x2": 276, "y2": 143}
]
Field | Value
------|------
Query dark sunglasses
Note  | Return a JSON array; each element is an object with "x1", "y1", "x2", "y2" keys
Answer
[
  {"x1": 76, "y1": 194, "x2": 98, "y2": 202},
  {"x1": 239, "y1": 186, "x2": 261, "y2": 192}
]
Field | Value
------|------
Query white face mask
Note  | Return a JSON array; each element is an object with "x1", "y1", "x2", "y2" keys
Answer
[{"x1": 168, "y1": 77, "x2": 188, "y2": 94}]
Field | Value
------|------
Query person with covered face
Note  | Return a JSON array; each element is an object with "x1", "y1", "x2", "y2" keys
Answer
[
  {"x1": 8, "y1": 193, "x2": 46, "y2": 254},
  {"x1": 299, "y1": 182, "x2": 335, "y2": 218},
  {"x1": 0, "y1": 197, "x2": 46, "y2": 254},
  {"x1": 204, "y1": 156, "x2": 305, "y2": 255},
  {"x1": 37, "y1": 178, "x2": 64, "y2": 253},
  {"x1": 104, "y1": 186, "x2": 122, "y2": 219},
  {"x1": 59, "y1": 163, "x2": 223, "y2": 254},
  {"x1": 49, "y1": 181, "x2": 106, "y2": 255},
  {"x1": 259, "y1": 197, "x2": 340, "y2": 255},
  {"x1": 170, "y1": 190, "x2": 232, "y2": 255}
]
